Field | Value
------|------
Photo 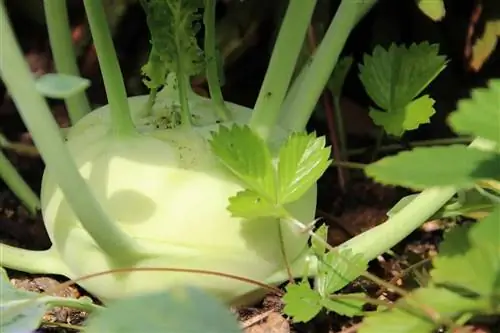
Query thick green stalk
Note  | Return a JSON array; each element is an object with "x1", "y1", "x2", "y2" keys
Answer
[
  {"x1": 0, "y1": 150, "x2": 40, "y2": 215},
  {"x1": 175, "y1": 65, "x2": 193, "y2": 127},
  {"x1": 45, "y1": 297, "x2": 103, "y2": 313},
  {"x1": 249, "y1": 0, "x2": 317, "y2": 141},
  {"x1": 83, "y1": 0, "x2": 136, "y2": 136},
  {"x1": 0, "y1": 2, "x2": 144, "y2": 261},
  {"x1": 340, "y1": 137, "x2": 495, "y2": 260},
  {"x1": 44, "y1": 0, "x2": 91, "y2": 124},
  {"x1": 204, "y1": 0, "x2": 231, "y2": 121},
  {"x1": 0, "y1": 243, "x2": 69, "y2": 276},
  {"x1": 280, "y1": 0, "x2": 377, "y2": 131}
]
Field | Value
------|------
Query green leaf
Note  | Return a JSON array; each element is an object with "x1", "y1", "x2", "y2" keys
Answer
[
  {"x1": 416, "y1": 0, "x2": 445, "y2": 21},
  {"x1": 0, "y1": 267, "x2": 100, "y2": 332},
  {"x1": 140, "y1": 0, "x2": 205, "y2": 88},
  {"x1": 365, "y1": 145, "x2": 500, "y2": 189},
  {"x1": 35, "y1": 73, "x2": 91, "y2": 99},
  {"x1": 431, "y1": 205, "x2": 500, "y2": 307},
  {"x1": 321, "y1": 293, "x2": 366, "y2": 317},
  {"x1": 359, "y1": 42, "x2": 447, "y2": 111},
  {"x1": 369, "y1": 95, "x2": 436, "y2": 136},
  {"x1": 277, "y1": 132, "x2": 330, "y2": 204},
  {"x1": 328, "y1": 56, "x2": 354, "y2": 96},
  {"x1": 448, "y1": 79, "x2": 500, "y2": 145},
  {"x1": 311, "y1": 224, "x2": 329, "y2": 256},
  {"x1": 282, "y1": 281, "x2": 323, "y2": 323},
  {"x1": 85, "y1": 286, "x2": 241, "y2": 333},
  {"x1": 316, "y1": 249, "x2": 368, "y2": 297},
  {"x1": 210, "y1": 125, "x2": 276, "y2": 200},
  {"x1": 359, "y1": 286, "x2": 478, "y2": 333},
  {"x1": 227, "y1": 190, "x2": 282, "y2": 219},
  {"x1": 1, "y1": 300, "x2": 46, "y2": 333},
  {"x1": 0, "y1": 267, "x2": 47, "y2": 332},
  {"x1": 141, "y1": 48, "x2": 167, "y2": 89}
]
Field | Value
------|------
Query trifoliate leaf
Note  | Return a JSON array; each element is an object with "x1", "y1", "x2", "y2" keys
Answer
[
  {"x1": 282, "y1": 281, "x2": 323, "y2": 323},
  {"x1": 359, "y1": 286, "x2": 479, "y2": 333},
  {"x1": 227, "y1": 190, "x2": 282, "y2": 219},
  {"x1": 359, "y1": 42, "x2": 447, "y2": 111},
  {"x1": 321, "y1": 293, "x2": 366, "y2": 317},
  {"x1": 35, "y1": 73, "x2": 90, "y2": 99},
  {"x1": 277, "y1": 132, "x2": 330, "y2": 204},
  {"x1": 448, "y1": 79, "x2": 500, "y2": 145},
  {"x1": 328, "y1": 56, "x2": 354, "y2": 96},
  {"x1": 365, "y1": 145, "x2": 500, "y2": 189},
  {"x1": 210, "y1": 125, "x2": 276, "y2": 200},
  {"x1": 431, "y1": 205, "x2": 500, "y2": 307},
  {"x1": 416, "y1": 0, "x2": 445, "y2": 21},
  {"x1": 369, "y1": 95, "x2": 436, "y2": 137},
  {"x1": 85, "y1": 286, "x2": 241, "y2": 333},
  {"x1": 316, "y1": 249, "x2": 368, "y2": 297}
]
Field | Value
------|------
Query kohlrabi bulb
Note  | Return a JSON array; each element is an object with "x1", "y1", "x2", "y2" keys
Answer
[{"x1": 40, "y1": 92, "x2": 316, "y2": 304}]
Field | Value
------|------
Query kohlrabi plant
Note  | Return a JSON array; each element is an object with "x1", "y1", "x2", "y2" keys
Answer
[
  {"x1": 0, "y1": 0, "x2": 377, "y2": 305},
  {"x1": 2, "y1": 0, "x2": 497, "y2": 331}
]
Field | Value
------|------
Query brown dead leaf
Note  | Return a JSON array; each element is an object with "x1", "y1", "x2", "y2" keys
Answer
[
  {"x1": 470, "y1": 19, "x2": 500, "y2": 71},
  {"x1": 244, "y1": 312, "x2": 290, "y2": 333}
]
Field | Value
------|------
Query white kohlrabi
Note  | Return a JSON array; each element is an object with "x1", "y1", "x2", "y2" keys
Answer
[{"x1": 40, "y1": 87, "x2": 317, "y2": 304}]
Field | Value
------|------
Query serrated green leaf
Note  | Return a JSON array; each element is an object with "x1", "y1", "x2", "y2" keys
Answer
[
  {"x1": 359, "y1": 42, "x2": 447, "y2": 111},
  {"x1": 282, "y1": 281, "x2": 323, "y2": 323},
  {"x1": 35, "y1": 73, "x2": 90, "y2": 99},
  {"x1": 316, "y1": 249, "x2": 368, "y2": 297},
  {"x1": 227, "y1": 190, "x2": 282, "y2": 219},
  {"x1": 365, "y1": 145, "x2": 500, "y2": 189},
  {"x1": 277, "y1": 132, "x2": 330, "y2": 204},
  {"x1": 431, "y1": 205, "x2": 500, "y2": 307},
  {"x1": 416, "y1": 0, "x2": 446, "y2": 21},
  {"x1": 210, "y1": 125, "x2": 276, "y2": 200},
  {"x1": 328, "y1": 56, "x2": 354, "y2": 96},
  {"x1": 448, "y1": 79, "x2": 500, "y2": 145},
  {"x1": 85, "y1": 286, "x2": 241, "y2": 333},
  {"x1": 359, "y1": 286, "x2": 478, "y2": 333},
  {"x1": 321, "y1": 293, "x2": 367, "y2": 317},
  {"x1": 140, "y1": 0, "x2": 205, "y2": 86},
  {"x1": 311, "y1": 224, "x2": 328, "y2": 256},
  {"x1": 369, "y1": 95, "x2": 436, "y2": 136}
]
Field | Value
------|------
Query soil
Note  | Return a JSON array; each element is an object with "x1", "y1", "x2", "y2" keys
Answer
[{"x1": 1, "y1": 0, "x2": 499, "y2": 332}]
